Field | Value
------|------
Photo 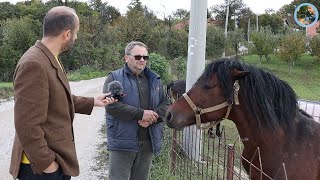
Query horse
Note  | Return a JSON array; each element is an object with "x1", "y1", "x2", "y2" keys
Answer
[
  {"x1": 166, "y1": 58, "x2": 320, "y2": 180},
  {"x1": 166, "y1": 79, "x2": 186, "y2": 101},
  {"x1": 166, "y1": 79, "x2": 221, "y2": 137}
]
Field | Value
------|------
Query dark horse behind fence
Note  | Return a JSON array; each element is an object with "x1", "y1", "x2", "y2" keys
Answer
[
  {"x1": 166, "y1": 58, "x2": 320, "y2": 180},
  {"x1": 166, "y1": 79, "x2": 221, "y2": 137},
  {"x1": 166, "y1": 79, "x2": 186, "y2": 101}
]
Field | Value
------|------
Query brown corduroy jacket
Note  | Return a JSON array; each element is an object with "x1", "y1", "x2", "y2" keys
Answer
[{"x1": 9, "y1": 41, "x2": 94, "y2": 179}]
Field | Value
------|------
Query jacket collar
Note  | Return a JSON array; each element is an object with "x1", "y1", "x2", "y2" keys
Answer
[
  {"x1": 123, "y1": 63, "x2": 160, "y2": 80},
  {"x1": 35, "y1": 40, "x2": 71, "y2": 94}
]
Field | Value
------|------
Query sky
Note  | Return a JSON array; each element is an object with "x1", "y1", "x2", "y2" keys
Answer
[{"x1": 1, "y1": 0, "x2": 294, "y2": 15}]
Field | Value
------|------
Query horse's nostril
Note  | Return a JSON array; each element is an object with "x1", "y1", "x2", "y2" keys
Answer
[{"x1": 166, "y1": 111, "x2": 172, "y2": 123}]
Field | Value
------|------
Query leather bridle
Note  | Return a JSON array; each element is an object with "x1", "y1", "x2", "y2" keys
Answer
[{"x1": 182, "y1": 80, "x2": 240, "y2": 130}]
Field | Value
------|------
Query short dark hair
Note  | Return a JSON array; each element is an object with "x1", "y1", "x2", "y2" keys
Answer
[{"x1": 43, "y1": 7, "x2": 77, "y2": 37}]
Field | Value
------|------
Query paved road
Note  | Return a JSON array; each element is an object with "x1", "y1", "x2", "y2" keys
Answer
[{"x1": 0, "y1": 77, "x2": 107, "y2": 179}]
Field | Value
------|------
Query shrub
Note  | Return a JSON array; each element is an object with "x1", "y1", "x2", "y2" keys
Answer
[
  {"x1": 310, "y1": 35, "x2": 320, "y2": 63},
  {"x1": 277, "y1": 31, "x2": 306, "y2": 75},
  {"x1": 149, "y1": 53, "x2": 171, "y2": 84}
]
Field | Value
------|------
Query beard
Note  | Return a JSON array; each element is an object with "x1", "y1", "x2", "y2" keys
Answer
[{"x1": 61, "y1": 37, "x2": 75, "y2": 54}]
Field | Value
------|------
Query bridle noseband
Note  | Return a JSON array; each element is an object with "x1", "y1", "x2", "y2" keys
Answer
[{"x1": 182, "y1": 80, "x2": 240, "y2": 130}]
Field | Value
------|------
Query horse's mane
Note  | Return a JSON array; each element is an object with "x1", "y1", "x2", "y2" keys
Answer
[{"x1": 198, "y1": 58, "x2": 298, "y2": 134}]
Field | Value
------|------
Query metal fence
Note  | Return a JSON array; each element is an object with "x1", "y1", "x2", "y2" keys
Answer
[
  {"x1": 298, "y1": 99, "x2": 320, "y2": 122},
  {"x1": 169, "y1": 100, "x2": 320, "y2": 180}
]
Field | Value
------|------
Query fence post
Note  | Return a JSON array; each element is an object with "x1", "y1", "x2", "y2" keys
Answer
[
  {"x1": 171, "y1": 129, "x2": 177, "y2": 174},
  {"x1": 227, "y1": 144, "x2": 235, "y2": 180}
]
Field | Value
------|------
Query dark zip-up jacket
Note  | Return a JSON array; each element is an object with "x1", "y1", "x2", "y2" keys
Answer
[{"x1": 103, "y1": 64, "x2": 169, "y2": 154}]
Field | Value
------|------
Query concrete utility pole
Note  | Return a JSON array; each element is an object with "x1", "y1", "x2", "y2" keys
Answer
[
  {"x1": 183, "y1": 0, "x2": 207, "y2": 163},
  {"x1": 248, "y1": 18, "x2": 250, "y2": 41},
  {"x1": 222, "y1": 0, "x2": 230, "y2": 57},
  {"x1": 256, "y1": 14, "x2": 259, "y2": 32}
]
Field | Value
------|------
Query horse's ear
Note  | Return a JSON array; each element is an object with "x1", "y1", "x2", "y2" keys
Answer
[{"x1": 231, "y1": 69, "x2": 250, "y2": 80}]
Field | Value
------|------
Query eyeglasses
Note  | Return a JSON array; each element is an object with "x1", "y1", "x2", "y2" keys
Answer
[{"x1": 128, "y1": 54, "x2": 149, "y2": 61}]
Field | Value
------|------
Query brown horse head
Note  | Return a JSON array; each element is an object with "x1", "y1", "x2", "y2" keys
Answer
[
  {"x1": 166, "y1": 58, "x2": 320, "y2": 179},
  {"x1": 166, "y1": 58, "x2": 299, "y2": 133},
  {"x1": 166, "y1": 61, "x2": 248, "y2": 130}
]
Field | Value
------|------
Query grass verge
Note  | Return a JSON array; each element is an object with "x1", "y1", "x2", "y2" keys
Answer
[
  {"x1": 0, "y1": 82, "x2": 13, "y2": 99},
  {"x1": 92, "y1": 121, "x2": 108, "y2": 180},
  {"x1": 67, "y1": 66, "x2": 109, "y2": 81},
  {"x1": 242, "y1": 54, "x2": 320, "y2": 101},
  {"x1": 0, "y1": 67, "x2": 108, "y2": 99}
]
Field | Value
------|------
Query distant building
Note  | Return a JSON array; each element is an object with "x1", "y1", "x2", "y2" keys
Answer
[{"x1": 307, "y1": 21, "x2": 319, "y2": 37}]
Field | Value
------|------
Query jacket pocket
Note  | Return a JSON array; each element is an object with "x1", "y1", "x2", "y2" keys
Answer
[
  {"x1": 115, "y1": 121, "x2": 138, "y2": 139},
  {"x1": 44, "y1": 127, "x2": 67, "y2": 143}
]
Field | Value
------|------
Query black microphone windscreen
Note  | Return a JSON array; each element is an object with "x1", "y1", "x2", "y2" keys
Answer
[{"x1": 107, "y1": 81, "x2": 124, "y2": 99}]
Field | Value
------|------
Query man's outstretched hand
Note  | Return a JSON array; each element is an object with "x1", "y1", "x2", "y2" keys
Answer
[{"x1": 94, "y1": 93, "x2": 118, "y2": 107}]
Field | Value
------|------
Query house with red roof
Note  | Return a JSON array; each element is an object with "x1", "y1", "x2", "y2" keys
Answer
[{"x1": 307, "y1": 21, "x2": 319, "y2": 37}]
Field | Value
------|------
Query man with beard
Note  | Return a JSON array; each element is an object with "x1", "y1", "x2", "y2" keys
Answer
[{"x1": 9, "y1": 6, "x2": 117, "y2": 180}]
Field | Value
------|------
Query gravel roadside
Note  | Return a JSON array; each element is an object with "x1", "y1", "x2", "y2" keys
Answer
[{"x1": 0, "y1": 77, "x2": 107, "y2": 179}]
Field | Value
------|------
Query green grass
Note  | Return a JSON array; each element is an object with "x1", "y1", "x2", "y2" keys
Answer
[
  {"x1": 150, "y1": 126, "x2": 181, "y2": 180},
  {"x1": 242, "y1": 54, "x2": 320, "y2": 101},
  {"x1": 92, "y1": 122, "x2": 108, "y2": 179},
  {"x1": 67, "y1": 66, "x2": 109, "y2": 81},
  {"x1": 0, "y1": 82, "x2": 13, "y2": 99},
  {"x1": 0, "y1": 82, "x2": 13, "y2": 88}
]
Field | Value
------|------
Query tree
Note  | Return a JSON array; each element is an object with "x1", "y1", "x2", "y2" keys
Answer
[
  {"x1": 90, "y1": 0, "x2": 121, "y2": 24},
  {"x1": 259, "y1": 13, "x2": 284, "y2": 34},
  {"x1": 172, "y1": 9, "x2": 190, "y2": 20},
  {"x1": 0, "y1": 0, "x2": 189, "y2": 82},
  {"x1": 127, "y1": 0, "x2": 144, "y2": 12},
  {"x1": 210, "y1": 0, "x2": 248, "y2": 30},
  {"x1": 206, "y1": 26, "x2": 225, "y2": 59},
  {"x1": 277, "y1": 31, "x2": 306, "y2": 75},
  {"x1": 149, "y1": 53, "x2": 171, "y2": 84},
  {"x1": 174, "y1": 56, "x2": 187, "y2": 80},
  {"x1": 237, "y1": 7, "x2": 255, "y2": 40},
  {"x1": 277, "y1": 4, "x2": 296, "y2": 28},
  {"x1": 112, "y1": 0, "x2": 153, "y2": 44},
  {"x1": 15, "y1": 0, "x2": 49, "y2": 22},
  {"x1": 0, "y1": 16, "x2": 41, "y2": 81},
  {"x1": 165, "y1": 29, "x2": 188, "y2": 60},
  {"x1": 309, "y1": 35, "x2": 320, "y2": 63},
  {"x1": 250, "y1": 27, "x2": 277, "y2": 62},
  {"x1": 0, "y1": 2, "x2": 19, "y2": 21},
  {"x1": 226, "y1": 28, "x2": 245, "y2": 55},
  {"x1": 91, "y1": 4, "x2": 121, "y2": 46}
]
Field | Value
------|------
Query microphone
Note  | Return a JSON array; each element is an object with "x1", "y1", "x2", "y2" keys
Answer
[{"x1": 106, "y1": 80, "x2": 125, "y2": 99}]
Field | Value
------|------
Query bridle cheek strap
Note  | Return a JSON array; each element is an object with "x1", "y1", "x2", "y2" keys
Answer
[
  {"x1": 182, "y1": 93, "x2": 231, "y2": 130},
  {"x1": 182, "y1": 80, "x2": 240, "y2": 130}
]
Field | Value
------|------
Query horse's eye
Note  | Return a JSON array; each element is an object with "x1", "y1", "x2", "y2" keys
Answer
[{"x1": 203, "y1": 84, "x2": 212, "y2": 89}]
